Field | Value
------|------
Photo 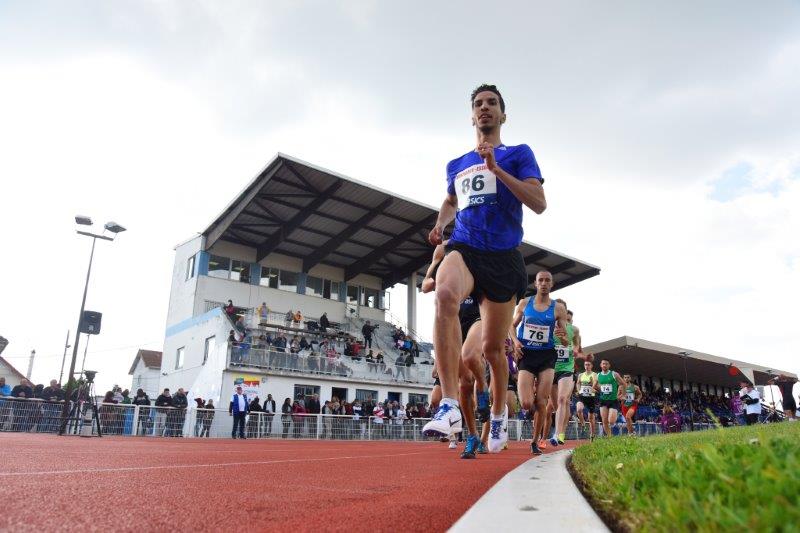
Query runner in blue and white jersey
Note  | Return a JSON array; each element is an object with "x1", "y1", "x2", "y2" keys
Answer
[{"x1": 423, "y1": 84, "x2": 548, "y2": 454}]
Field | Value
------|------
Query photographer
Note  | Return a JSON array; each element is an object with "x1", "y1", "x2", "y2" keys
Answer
[
  {"x1": 361, "y1": 320, "x2": 377, "y2": 349},
  {"x1": 739, "y1": 380, "x2": 762, "y2": 425}
]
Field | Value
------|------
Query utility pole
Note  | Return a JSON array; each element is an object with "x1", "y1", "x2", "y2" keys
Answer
[
  {"x1": 59, "y1": 330, "x2": 71, "y2": 385},
  {"x1": 26, "y1": 349, "x2": 36, "y2": 379}
]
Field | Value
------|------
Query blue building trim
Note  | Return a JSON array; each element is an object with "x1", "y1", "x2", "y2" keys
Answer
[
  {"x1": 165, "y1": 307, "x2": 222, "y2": 338},
  {"x1": 249, "y1": 263, "x2": 261, "y2": 285},
  {"x1": 197, "y1": 251, "x2": 210, "y2": 276}
]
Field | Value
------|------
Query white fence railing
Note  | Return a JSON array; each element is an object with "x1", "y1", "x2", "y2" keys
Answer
[{"x1": 1, "y1": 397, "x2": 721, "y2": 439}]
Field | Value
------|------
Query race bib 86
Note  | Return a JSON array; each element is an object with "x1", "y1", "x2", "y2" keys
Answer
[{"x1": 454, "y1": 164, "x2": 497, "y2": 210}]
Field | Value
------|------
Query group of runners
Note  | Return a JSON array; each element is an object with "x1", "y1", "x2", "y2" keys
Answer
[{"x1": 420, "y1": 84, "x2": 641, "y2": 457}]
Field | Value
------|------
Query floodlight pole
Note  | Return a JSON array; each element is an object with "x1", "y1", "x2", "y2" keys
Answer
[
  {"x1": 58, "y1": 330, "x2": 70, "y2": 385},
  {"x1": 59, "y1": 231, "x2": 114, "y2": 435},
  {"x1": 679, "y1": 352, "x2": 695, "y2": 432}
]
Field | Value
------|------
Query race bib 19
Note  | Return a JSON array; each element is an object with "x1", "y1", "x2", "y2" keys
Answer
[
  {"x1": 556, "y1": 346, "x2": 570, "y2": 362},
  {"x1": 454, "y1": 164, "x2": 497, "y2": 210},
  {"x1": 524, "y1": 322, "x2": 550, "y2": 344},
  {"x1": 600, "y1": 384, "x2": 613, "y2": 394}
]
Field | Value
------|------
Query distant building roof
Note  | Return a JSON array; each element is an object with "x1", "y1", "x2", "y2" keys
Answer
[
  {"x1": 583, "y1": 335, "x2": 796, "y2": 387},
  {"x1": 128, "y1": 349, "x2": 163, "y2": 375},
  {"x1": 0, "y1": 355, "x2": 27, "y2": 382},
  {"x1": 202, "y1": 153, "x2": 601, "y2": 291}
]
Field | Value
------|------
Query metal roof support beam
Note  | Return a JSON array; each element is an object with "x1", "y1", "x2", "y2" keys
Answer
[
  {"x1": 345, "y1": 213, "x2": 437, "y2": 281},
  {"x1": 205, "y1": 163, "x2": 282, "y2": 249},
  {"x1": 303, "y1": 198, "x2": 393, "y2": 272},
  {"x1": 282, "y1": 161, "x2": 320, "y2": 193},
  {"x1": 549, "y1": 259, "x2": 576, "y2": 275},
  {"x1": 524, "y1": 250, "x2": 549, "y2": 265},
  {"x1": 553, "y1": 268, "x2": 600, "y2": 292},
  {"x1": 255, "y1": 182, "x2": 342, "y2": 263},
  {"x1": 266, "y1": 197, "x2": 398, "y2": 239}
]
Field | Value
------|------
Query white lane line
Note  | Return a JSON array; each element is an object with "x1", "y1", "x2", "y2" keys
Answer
[{"x1": 0, "y1": 451, "x2": 425, "y2": 477}]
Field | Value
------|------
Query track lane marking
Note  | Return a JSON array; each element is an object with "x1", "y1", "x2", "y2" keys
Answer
[{"x1": 0, "y1": 451, "x2": 426, "y2": 477}]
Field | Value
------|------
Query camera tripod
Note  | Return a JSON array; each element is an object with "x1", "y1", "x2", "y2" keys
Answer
[{"x1": 60, "y1": 370, "x2": 102, "y2": 437}]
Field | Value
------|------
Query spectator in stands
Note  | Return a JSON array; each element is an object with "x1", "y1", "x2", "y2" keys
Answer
[
  {"x1": 411, "y1": 340, "x2": 420, "y2": 358},
  {"x1": 0, "y1": 377, "x2": 11, "y2": 396},
  {"x1": 299, "y1": 336, "x2": 310, "y2": 351},
  {"x1": 256, "y1": 302, "x2": 269, "y2": 325},
  {"x1": 194, "y1": 397, "x2": 206, "y2": 436},
  {"x1": 281, "y1": 397, "x2": 292, "y2": 438},
  {"x1": 247, "y1": 396, "x2": 262, "y2": 438},
  {"x1": 365, "y1": 350, "x2": 376, "y2": 372},
  {"x1": 263, "y1": 394, "x2": 276, "y2": 436},
  {"x1": 224, "y1": 300, "x2": 235, "y2": 318},
  {"x1": 353, "y1": 399, "x2": 364, "y2": 438},
  {"x1": 200, "y1": 399, "x2": 215, "y2": 437},
  {"x1": 306, "y1": 394, "x2": 320, "y2": 437},
  {"x1": 170, "y1": 388, "x2": 189, "y2": 437},
  {"x1": 11, "y1": 379, "x2": 33, "y2": 399},
  {"x1": 322, "y1": 400, "x2": 333, "y2": 438},
  {"x1": 235, "y1": 315, "x2": 247, "y2": 335},
  {"x1": 739, "y1": 381, "x2": 762, "y2": 425},
  {"x1": 132, "y1": 388, "x2": 152, "y2": 435},
  {"x1": 292, "y1": 399, "x2": 306, "y2": 438},
  {"x1": 375, "y1": 351, "x2": 385, "y2": 373},
  {"x1": 155, "y1": 388, "x2": 173, "y2": 437},
  {"x1": 658, "y1": 405, "x2": 682, "y2": 433},
  {"x1": 395, "y1": 354, "x2": 408, "y2": 381},
  {"x1": 229, "y1": 386, "x2": 249, "y2": 439},
  {"x1": 112, "y1": 385, "x2": 124, "y2": 403},
  {"x1": 285, "y1": 310, "x2": 294, "y2": 328},
  {"x1": 293, "y1": 310, "x2": 303, "y2": 327},
  {"x1": 121, "y1": 389, "x2": 131, "y2": 404},
  {"x1": 319, "y1": 312, "x2": 330, "y2": 333},
  {"x1": 396, "y1": 402, "x2": 407, "y2": 438},
  {"x1": 290, "y1": 336, "x2": 301, "y2": 354},
  {"x1": 41, "y1": 380, "x2": 64, "y2": 402},
  {"x1": 372, "y1": 401, "x2": 385, "y2": 438},
  {"x1": 362, "y1": 321, "x2": 377, "y2": 348}
]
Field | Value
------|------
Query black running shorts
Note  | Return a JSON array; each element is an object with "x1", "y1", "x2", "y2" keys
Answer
[
  {"x1": 446, "y1": 242, "x2": 527, "y2": 303},
  {"x1": 577, "y1": 396, "x2": 597, "y2": 411},
  {"x1": 599, "y1": 399, "x2": 618, "y2": 409},
  {"x1": 518, "y1": 348, "x2": 557, "y2": 375},
  {"x1": 507, "y1": 378, "x2": 517, "y2": 392},
  {"x1": 433, "y1": 377, "x2": 441, "y2": 387},
  {"x1": 459, "y1": 313, "x2": 481, "y2": 343},
  {"x1": 552, "y1": 371, "x2": 575, "y2": 384}
]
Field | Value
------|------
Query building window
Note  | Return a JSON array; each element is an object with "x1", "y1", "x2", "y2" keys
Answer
[
  {"x1": 260, "y1": 267, "x2": 279, "y2": 289},
  {"x1": 175, "y1": 347, "x2": 185, "y2": 370},
  {"x1": 363, "y1": 287, "x2": 379, "y2": 309},
  {"x1": 186, "y1": 255, "x2": 195, "y2": 281},
  {"x1": 324, "y1": 280, "x2": 342, "y2": 302},
  {"x1": 293, "y1": 384, "x2": 320, "y2": 403},
  {"x1": 409, "y1": 393, "x2": 427, "y2": 407},
  {"x1": 379, "y1": 290, "x2": 390, "y2": 310},
  {"x1": 346, "y1": 285, "x2": 360, "y2": 305},
  {"x1": 355, "y1": 389, "x2": 379, "y2": 402},
  {"x1": 306, "y1": 275, "x2": 323, "y2": 298},
  {"x1": 208, "y1": 255, "x2": 230, "y2": 279},
  {"x1": 231, "y1": 260, "x2": 250, "y2": 283},
  {"x1": 203, "y1": 336, "x2": 214, "y2": 365},
  {"x1": 279, "y1": 270, "x2": 299, "y2": 292}
]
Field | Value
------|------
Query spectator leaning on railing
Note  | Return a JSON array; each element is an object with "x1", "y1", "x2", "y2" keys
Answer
[
  {"x1": 201, "y1": 399, "x2": 215, "y2": 437},
  {"x1": 0, "y1": 377, "x2": 11, "y2": 396},
  {"x1": 739, "y1": 380, "x2": 762, "y2": 425}
]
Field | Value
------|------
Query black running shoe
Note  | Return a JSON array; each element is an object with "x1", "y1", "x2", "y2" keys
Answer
[{"x1": 530, "y1": 441, "x2": 543, "y2": 455}]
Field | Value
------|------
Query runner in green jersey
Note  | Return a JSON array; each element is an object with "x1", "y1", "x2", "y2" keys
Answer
[
  {"x1": 594, "y1": 359, "x2": 626, "y2": 438},
  {"x1": 575, "y1": 359, "x2": 598, "y2": 440},
  {"x1": 549, "y1": 305, "x2": 584, "y2": 445}
]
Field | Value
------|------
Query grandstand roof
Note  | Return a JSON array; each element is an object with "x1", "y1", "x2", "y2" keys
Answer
[
  {"x1": 202, "y1": 153, "x2": 600, "y2": 290},
  {"x1": 128, "y1": 349, "x2": 163, "y2": 375},
  {"x1": 583, "y1": 335, "x2": 796, "y2": 388}
]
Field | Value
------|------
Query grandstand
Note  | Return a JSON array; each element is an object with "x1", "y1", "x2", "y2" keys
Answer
[{"x1": 155, "y1": 153, "x2": 600, "y2": 414}]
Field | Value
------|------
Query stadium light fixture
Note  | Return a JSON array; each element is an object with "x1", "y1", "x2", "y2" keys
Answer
[{"x1": 59, "y1": 216, "x2": 127, "y2": 435}]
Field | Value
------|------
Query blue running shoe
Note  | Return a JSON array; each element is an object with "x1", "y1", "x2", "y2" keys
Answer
[
  {"x1": 549, "y1": 436, "x2": 560, "y2": 446},
  {"x1": 476, "y1": 391, "x2": 490, "y2": 423},
  {"x1": 461, "y1": 435, "x2": 479, "y2": 459}
]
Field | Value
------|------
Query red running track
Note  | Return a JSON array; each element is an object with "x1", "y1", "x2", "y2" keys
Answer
[{"x1": 0, "y1": 433, "x2": 578, "y2": 532}]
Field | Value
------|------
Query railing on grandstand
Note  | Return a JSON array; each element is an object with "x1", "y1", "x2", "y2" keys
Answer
[
  {"x1": 0, "y1": 396, "x2": 723, "y2": 440},
  {"x1": 228, "y1": 344, "x2": 435, "y2": 386},
  {"x1": 204, "y1": 300, "x2": 352, "y2": 335}
]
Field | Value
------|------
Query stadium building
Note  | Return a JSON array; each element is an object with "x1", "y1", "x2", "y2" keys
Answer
[{"x1": 154, "y1": 153, "x2": 600, "y2": 413}]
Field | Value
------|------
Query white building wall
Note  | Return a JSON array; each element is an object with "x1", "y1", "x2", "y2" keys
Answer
[
  {"x1": 166, "y1": 235, "x2": 203, "y2": 327},
  {"x1": 0, "y1": 360, "x2": 23, "y2": 388},
  {"x1": 129, "y1": 360, "x2": 161, "y2": 398}
]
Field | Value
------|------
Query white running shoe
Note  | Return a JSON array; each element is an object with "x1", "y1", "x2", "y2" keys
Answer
[
  {"x1": 448, "y1": 439, "x2": 458, "y2": 449},
  {"x1": 487, "y1": 407, "x2": 508, "y2": 453},
  {"x1": 422, "y1": 403, "x2": 462, "y2": 437}
]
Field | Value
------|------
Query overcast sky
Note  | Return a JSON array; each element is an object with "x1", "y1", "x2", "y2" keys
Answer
[{"x1": 1, "y1": 1, "x2": 798, "y2": 402}]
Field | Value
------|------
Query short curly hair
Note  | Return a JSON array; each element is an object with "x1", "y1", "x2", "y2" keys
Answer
[{"x1": 470, "y1": 84, "x2": 505, "y2": 112}]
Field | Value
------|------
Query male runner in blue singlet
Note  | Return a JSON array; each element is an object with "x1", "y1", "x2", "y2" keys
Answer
[{"x1": 424, "y1": 84, "x2": 548, "y2": 454}]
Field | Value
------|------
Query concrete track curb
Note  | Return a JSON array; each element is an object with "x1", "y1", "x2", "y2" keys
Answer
[{"x1": 449, "y1": 449, "x2": 608, "y2": 532}]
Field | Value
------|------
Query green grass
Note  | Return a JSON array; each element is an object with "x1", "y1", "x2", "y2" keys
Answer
[{"x1": 570, "y1": 423, "x2": 800, "y2": 532}]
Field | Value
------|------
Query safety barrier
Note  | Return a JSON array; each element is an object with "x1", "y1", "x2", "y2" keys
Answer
[{"x1": 0, "y1": 397, "x2": 738, "y2": 440}]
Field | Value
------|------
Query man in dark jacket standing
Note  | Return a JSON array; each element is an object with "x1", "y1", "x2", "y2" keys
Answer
[
  {"x1": 171, "y1": 388, "x2": 188, "y2": 437},
  {"x1": 319, "y1": 312, "x2": 330, "y2": 333},
  {"x1": 154, "y1": 388, "x2": 173, "y2": 437},
  {"x1": 229, "y1": 386, "x2": 249, "y2": 439},
  {"x1": 361, "y1": 321, "x2": 376, "y2": 349},
  {"x1": 132, "y1": 389, "x2": 152, "y2": 435}
]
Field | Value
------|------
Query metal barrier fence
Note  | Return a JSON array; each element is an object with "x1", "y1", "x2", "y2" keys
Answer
[
  {"x1": 229, "y1": 346, "x2": 435, "y2": 386},
  {"x1": 0, "y1": 397, "x2": 726, "y2": 440}
]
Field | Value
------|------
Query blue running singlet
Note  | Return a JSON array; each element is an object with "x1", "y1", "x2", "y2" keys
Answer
[
  {"x1": 516, "y1": 298, "x2": 556, "y2": 350},
  {"x1": 446, "y1": 144, "x2": 542, "y2": 252}
]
